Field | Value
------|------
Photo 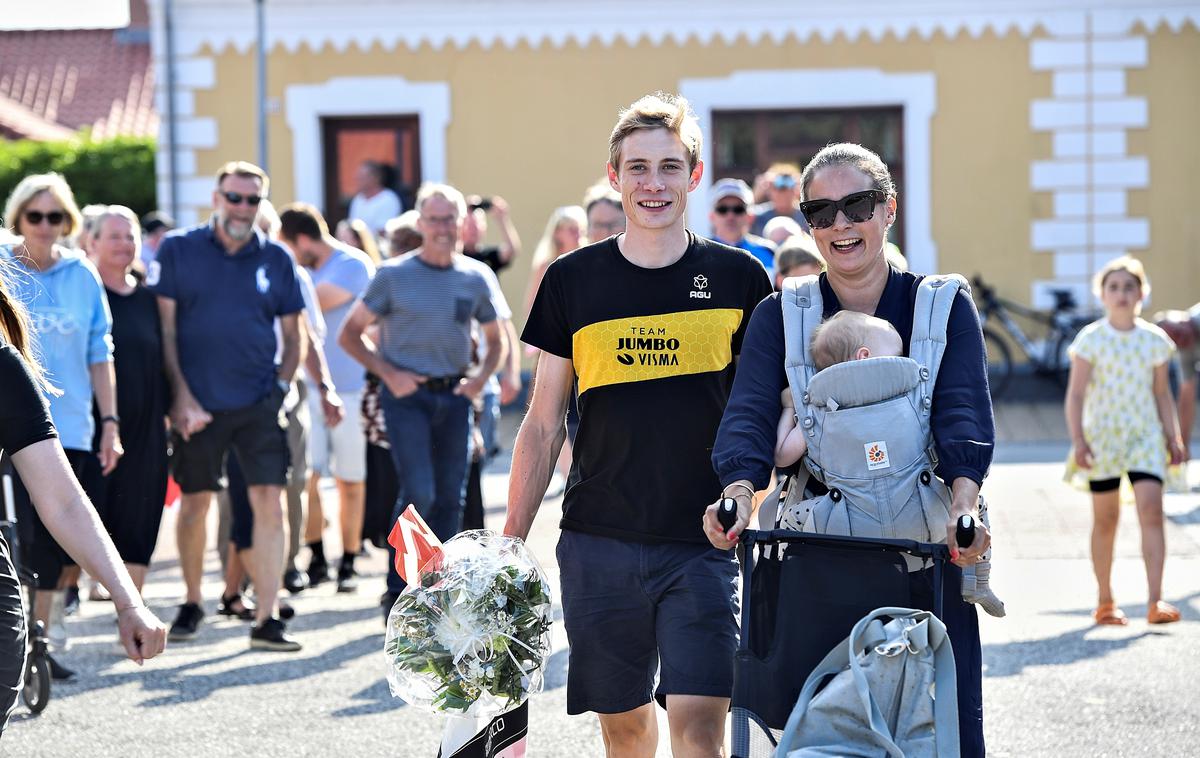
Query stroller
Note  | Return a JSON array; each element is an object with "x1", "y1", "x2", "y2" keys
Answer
[
  {"x1": 0, "y1": 458, "x2": 53, "y2": 715},
  {"x1": 725, "y1": 521, "x2": 954, "y2": 758}
]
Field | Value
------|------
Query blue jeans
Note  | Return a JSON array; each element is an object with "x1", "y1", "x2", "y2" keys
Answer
[{"x1": 380, "y1": 385, "x2": 473, "y2": 593}]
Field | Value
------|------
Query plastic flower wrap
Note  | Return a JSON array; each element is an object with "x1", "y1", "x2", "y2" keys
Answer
[{"x1": 384, "y1": 529, "x2": 554, "y2": 718}]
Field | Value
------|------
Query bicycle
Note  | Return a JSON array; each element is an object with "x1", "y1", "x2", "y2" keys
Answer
[
  {"x1": 971, "y1": 274, "x2": 1094, "y2": 400},
  {"x1": 0, "y1": 463, "x2": 52, "y2": 716}
]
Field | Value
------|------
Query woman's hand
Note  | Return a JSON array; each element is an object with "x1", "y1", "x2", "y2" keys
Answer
[
  {"x1": 947, "y1": 478, "x2": 990, "y2": 567},
  {"x1": 98, "y1": 423, "x2": 124, "y2": 475},
  {"x1": 1072, "y1": 441, "x2": 1094, "y2": 469},
  {"x1": 702, "y1": 481, "x2": 756, "y2": 549},
  {"x1": 116, "y1": 605, "x2": 168, "y2": 664}
]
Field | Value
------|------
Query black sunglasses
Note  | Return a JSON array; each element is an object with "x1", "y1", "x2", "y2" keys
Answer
[
  {"x1": 24, "y1": 210, "x2": 66, "y2": 226},
  {"x1": 714, "y1": 204, "x2": 747, "y2": 216},
  {"x1": 799, "y1": 189, "x2": 887, "y2": 229},
  {"x1": 221, "y1": 191, "x2": 264, "y2": 206}
]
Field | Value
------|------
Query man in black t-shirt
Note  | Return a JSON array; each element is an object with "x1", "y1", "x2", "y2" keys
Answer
[{"x1": 506, "y1": 93, "x2": 772, "y2": 756}]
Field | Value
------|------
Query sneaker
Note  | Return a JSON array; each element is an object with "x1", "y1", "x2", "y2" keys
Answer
[
  {"x1": 380, "y1": 591, "x2": 399, "y2": 625},
  {"x1": 306, "y1": 558, "x2": 332, "y2": 588},
  {"x1": 168, "y1": 602, "x2": 205, "y2": 642},
  {"x1": 336, "y1": 565, "x2": 358, "y2": 594},
  {"x1": 46, "y1": 653, "x2": 76, "y2": 681},
  {"x1": 249, "y1": 618, "x2": 301, "y2": 652},
  {"x1": 283, "y1": 568, "x2": 309, "y2": 595}
]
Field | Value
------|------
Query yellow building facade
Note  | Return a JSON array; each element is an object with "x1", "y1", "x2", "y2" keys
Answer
[{"x1": 148, "y1": 1, "x2": 1200, "y2": 326}]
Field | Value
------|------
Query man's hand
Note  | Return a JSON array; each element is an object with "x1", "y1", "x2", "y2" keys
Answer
[
  {"x1": 320, "y1": 387, "x2": 345, "y2": 428},
  {"x1": 117, "y1": 605, "x2": 168, "y2": 665},
  {"x1": 381, "y1": 367, "x2": 425, "y2": 399},
  {"x1": 98, "y1": 424, "x2": 124, "y2": 475},
  {"x1": 702, "y1": 492, "x2": 752, "y2": 550},
  {"x1": 169, "y1": 394, "x2": 212, "y2": 440},
  {"x1": 499, "y1": 370, "x2": 522, "y2": 406},
  {"x1": 454, "y1": 375, "x2": 489, "y2": 401}
]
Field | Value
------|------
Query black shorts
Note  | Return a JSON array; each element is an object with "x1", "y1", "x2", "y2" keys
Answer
[
  {"x1": 172, "y1": 390, "x2": 290, "y2": 494},
  {"x1": 11, "y1": 449, "x2": 96, "y2": 590},
  {"x1": 1088, "y1": 471, "x2": 1162, "y2": 493},
  {"x1": 556, "y1": 530, "x2": 739, "y2": 715}
]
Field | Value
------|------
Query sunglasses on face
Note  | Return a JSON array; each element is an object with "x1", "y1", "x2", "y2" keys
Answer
[
  {"x1": 24, "y1": 210, "x2": 66, "y2": 226},
  {"x1": 772, "y1": 175, "x2": 797, "y2": 190},
  {"x1": 221, "y1": 191, "x2": 264, "y2": 206},
  {"x1": 799, "y1": 189, "x2": 887, "y2": 229},
  {"x1": 714, "y1": 204, "x2": 747, "y2": 216}
]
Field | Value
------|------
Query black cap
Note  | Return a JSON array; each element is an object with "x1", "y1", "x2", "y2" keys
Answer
[{"x1": 141, "y1": 211, "x2": 175, "y2": 234}]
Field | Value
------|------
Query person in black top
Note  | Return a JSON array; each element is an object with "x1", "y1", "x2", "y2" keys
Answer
[
  {"x1": 707, "y1": 143, "x2": 994, "y2": 757},
  {"x1": 90, "y1": 207, "x2": 169, "y2": 594},
  {"x1": 506, "y1": 93, "x2": 773, "y2": 756},
  {"x1": 0, "y1": 264, "x2": 166, "y2": 733}
]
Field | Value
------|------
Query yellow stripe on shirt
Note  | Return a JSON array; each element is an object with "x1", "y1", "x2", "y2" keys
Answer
[{"x1": 572, "y1": 308, "x2": 743, "y2": 395}]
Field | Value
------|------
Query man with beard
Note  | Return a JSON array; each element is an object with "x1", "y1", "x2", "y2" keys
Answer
[{"x1": 148, "y1": 161, "x2": 306, "y2": 651}]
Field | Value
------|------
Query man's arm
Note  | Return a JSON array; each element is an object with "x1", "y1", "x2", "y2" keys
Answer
[
  {"x1": 314, "y1": 281, "x2": 355, "y2": 313},
  {"x1": 277, "y1": 312, "x2": 304, "y2": 384},
  {"x1": 339, "y1": 300, "x2": 424, "y2": 398},
  {"x1": 504, "y1": 351, "x2": 573, "y2": 540},
  {"x1": 301, "y1": 317, "x2": 344, "y2": 427},
  {"x1": 156, "y1": 295, "x2": 211, "y2": 438},
  {"x1": 89, "y1": 361, "x2": 123, "y2": 475},
  {"x1": 457, "y1": 320, "x2": 503, "y2": 400},
  {"x1": 490, "y1": 196, "x2": 521, "y2": 265}
]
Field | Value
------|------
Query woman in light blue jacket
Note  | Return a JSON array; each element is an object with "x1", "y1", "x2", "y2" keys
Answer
[{"x1": 1, "y1": 173, "x2": 121, "y2": 681}]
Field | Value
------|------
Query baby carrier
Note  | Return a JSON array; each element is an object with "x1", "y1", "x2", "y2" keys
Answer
[{"x1": 774, "y1": 274, "x2": 967, "y2": 569}]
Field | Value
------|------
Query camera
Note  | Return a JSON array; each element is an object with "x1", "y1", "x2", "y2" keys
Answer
[{"x1": 468, "y1": 196, "x2": 493, "y2": 212}]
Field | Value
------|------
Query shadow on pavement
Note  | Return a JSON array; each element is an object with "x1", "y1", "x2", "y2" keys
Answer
[
  {"x1": 982, "y1": 626, "x2": 1154, "y2": 678},
  {"x1": 331, "y1": 677, "x2": 407, "y2": 717}
]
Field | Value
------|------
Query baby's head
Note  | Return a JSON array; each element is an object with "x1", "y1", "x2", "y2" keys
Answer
[{"x1": 811, "y1": 311, "x2": 903, "y2": 371}]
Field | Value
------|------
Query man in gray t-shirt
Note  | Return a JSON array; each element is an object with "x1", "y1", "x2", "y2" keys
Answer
[{"x1": 339, "y1": 183, "x2": 502, "y2": 610}]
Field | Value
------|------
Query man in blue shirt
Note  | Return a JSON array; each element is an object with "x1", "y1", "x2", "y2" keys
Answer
[
  {"x1": 148, "y1": 161, "x2": 306, "y2": 652},
  {"x1": 708, "y1": 177, "x2": 776, "y2": 276}
]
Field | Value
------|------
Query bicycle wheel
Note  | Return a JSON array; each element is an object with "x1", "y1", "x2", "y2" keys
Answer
[
  {"x1": 22, "y1": 652, "x2": 50, "y2": 714},
  {"x1": 983, "y1": 328, "x2": 1012, "y2": 400},
  {"x1": 1052, "y1": 330, "x2": 1080, "y2": 388}
]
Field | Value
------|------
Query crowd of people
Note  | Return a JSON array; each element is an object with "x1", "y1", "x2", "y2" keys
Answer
[{"x1": 0, "y1": 89, "x2": 1193, "y2": 755}]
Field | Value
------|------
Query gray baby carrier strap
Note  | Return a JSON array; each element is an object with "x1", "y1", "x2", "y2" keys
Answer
[{"x1": 777, "y1": 274, "x2": 967, "y2": 549}]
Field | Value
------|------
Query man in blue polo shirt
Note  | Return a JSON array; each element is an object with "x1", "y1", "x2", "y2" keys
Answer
[
  {"x1": 708, "y1": 177, "x2": 776, "y2": 276},
  {"x1": 148, "y1": 160, "x2": 306, "y2": 652}
]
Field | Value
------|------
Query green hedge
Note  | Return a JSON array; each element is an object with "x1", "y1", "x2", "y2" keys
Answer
[{"x1": 0, "y1": 135, "x2": 157, "y2": 221}]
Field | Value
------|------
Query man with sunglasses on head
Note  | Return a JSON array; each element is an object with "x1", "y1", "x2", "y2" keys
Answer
[
  {"x1": 708, "y1": 177, "x2": 776, "y2": 276},
  {"x1": 750, "y1": 162, "x2": 811, "y2": 238},
  {"x1": 147, "y1": 160, "x2": 306, "y2": 651}
]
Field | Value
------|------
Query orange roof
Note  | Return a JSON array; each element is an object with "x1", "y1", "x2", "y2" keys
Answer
[{"x1": 0, "y1": 28, "x2": 156, "y2": 141}]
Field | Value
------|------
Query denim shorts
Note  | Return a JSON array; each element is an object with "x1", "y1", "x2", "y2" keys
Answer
[{"x1": 556, "y1": 530, "x2": 739, "y2": 715}]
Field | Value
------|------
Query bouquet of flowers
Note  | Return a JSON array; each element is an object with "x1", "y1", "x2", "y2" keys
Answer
[{"x1": 384, "y1": 529, "x2": 554, "y2": 719}]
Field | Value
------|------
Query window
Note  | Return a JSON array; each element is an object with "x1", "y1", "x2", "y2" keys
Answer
[
  {"x1": 712, "y1": 107, "x2": 905, "y2": 248},
  {"x1": 320, "y1": 115, "x2": 421, "y2": 226}
]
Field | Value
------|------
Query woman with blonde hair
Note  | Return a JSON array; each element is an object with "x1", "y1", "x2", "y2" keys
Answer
[
  {"x1": 2, "y1": 173, "x2": 122, "y2": 680},
  {"x1": 0, "y1": 248, "x2": 166, "y2": 730},
  {"x1": 523, "y1": 205, "x2": 588, "y2": 496}
]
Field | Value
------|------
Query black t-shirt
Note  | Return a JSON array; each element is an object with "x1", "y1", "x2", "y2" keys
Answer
[
  {"x1": 96, "y1": 285, "x2": 168, "y2": 446},
  {"x1": 464, "y1": 245, "x2": 510, "y2": 273},
  {"x1": 0, "y1": 343, "x2": 57, "y2": 459},
  {"x1": 522, "y1": 233, "x2": 773, "y2": 543}
]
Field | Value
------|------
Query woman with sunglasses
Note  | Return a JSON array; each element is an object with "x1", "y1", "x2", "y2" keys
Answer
[
  {"x1": 1, "y1": 173, "x2": 123, "y2": 681},
  {"x1": 708, "y1": 143, "x2": 993, "y2": 757}
]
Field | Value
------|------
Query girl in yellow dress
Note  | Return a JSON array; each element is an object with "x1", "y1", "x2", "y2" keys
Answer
[{"x1": 1065, "y1": 256, "x2": 1187, "y2": 626}]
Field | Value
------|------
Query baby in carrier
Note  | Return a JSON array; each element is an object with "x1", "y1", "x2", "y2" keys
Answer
[{"x1": 775, "y1": 310, "x2": 1005, "y2": 617}]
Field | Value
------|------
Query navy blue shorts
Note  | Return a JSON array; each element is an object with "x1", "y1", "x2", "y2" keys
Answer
[{"x1": 556, "y1": 530, "x2": 739, "y2": 715}]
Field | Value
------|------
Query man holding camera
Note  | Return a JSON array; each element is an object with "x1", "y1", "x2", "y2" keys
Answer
[{"x1": 461, "y1": 194, "x2": 521, "y2": 273}]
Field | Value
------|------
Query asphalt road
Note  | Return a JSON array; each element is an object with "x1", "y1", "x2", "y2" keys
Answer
[{"x1": 4, "y1": 443, "x2": 1198, "y2": 757}]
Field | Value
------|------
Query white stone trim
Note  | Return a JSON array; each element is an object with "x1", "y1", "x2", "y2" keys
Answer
[
  {"x1": 284, "y1": 76, "x2": 451, "y2": 213},
  {"x1": 143, "y1": 0, "x2": 1200, "y2": 58},
  {"x1": 679, "y1": 68, "x2": 938, "y2": 273}
]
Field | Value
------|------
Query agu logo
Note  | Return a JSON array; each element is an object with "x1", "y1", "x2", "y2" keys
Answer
[
  {"x1": 864, "y1": 441, "x2": 890, "y2": 470},
  {"x1": 690, "y1": 274, "x2": 711, "y2": 299}
]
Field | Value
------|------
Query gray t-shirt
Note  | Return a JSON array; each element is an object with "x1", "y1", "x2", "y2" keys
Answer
[
  {"x1": 310, "y1": 244, "x2": 375, "y2": 392},
  {"x1": 361, "y1": 252, "x2": 497, "y2": 377}
]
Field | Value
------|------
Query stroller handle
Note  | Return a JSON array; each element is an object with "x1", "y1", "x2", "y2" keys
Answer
[{"x1": 741, "y1": 528, "x2": 950, "y2": 562}]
